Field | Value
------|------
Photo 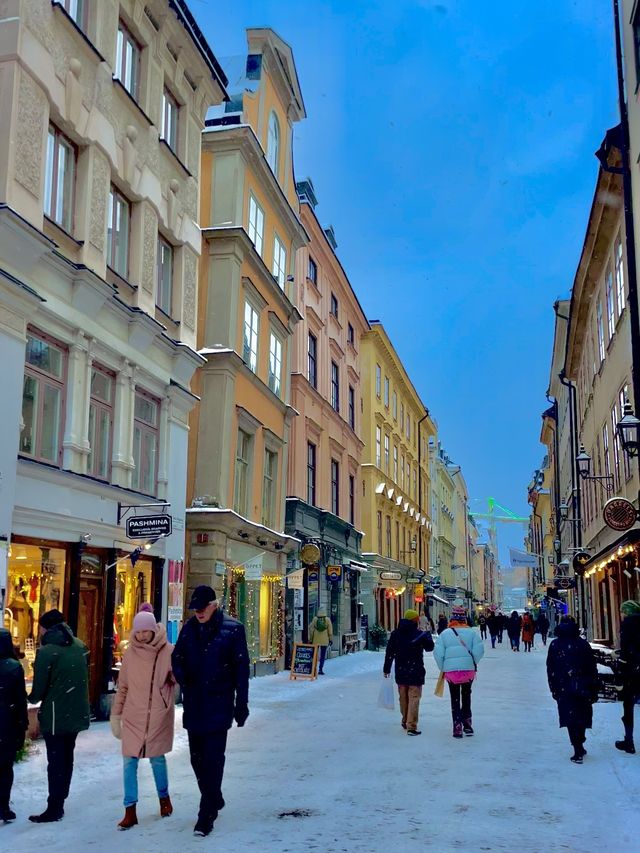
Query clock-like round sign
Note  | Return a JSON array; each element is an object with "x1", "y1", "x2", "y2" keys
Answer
[
  {"x1": 603, "y1": 497, "x2": 637, "y2": 532},
  {"x1": 300, "y1": 543, "x2": 321, "y2": 564}
]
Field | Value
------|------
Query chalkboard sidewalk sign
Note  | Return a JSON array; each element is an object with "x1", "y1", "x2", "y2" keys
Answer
[{"x1": 290, "y1": 643, "x2": 318, "y2": 680}]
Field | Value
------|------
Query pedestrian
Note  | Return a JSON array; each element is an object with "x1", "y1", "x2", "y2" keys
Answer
[
  {"x1": 437, "y1": 612, "x2": 448, "y2": 635},
  {"x1": 0, "y1": 628, "x2": 28, "y2": 823},
  {"x1": 507, "y1": 610, "x2": 522, "y2": 651},
  {"x1": 418, "y1": 612, "x2": 435, "y2": 633},
  {"x1": 478, "y1": 613, "x2": 487, "y2": 640},
  {"x1": 536, "y1": 612, "x2": 550, "y2": 646},
  {"x1": 383, "y1": 609, "x2": 434, "y2": 736},
  {"x1": 433, "y1": 605, "x2": 484, "y2": 738},
  {"x1": 546, "y1": 615, "x2": 598, "y2": 764},
  {"x1": 308, "y1": 609, "x2": 333, "y2": 675},
  {"x1": 486, "y1": 612, "x2": 498, "y2": 649},
  {"x1": 171, "y1": 586, "x2": 249, "y2": 837},
  {"x1": 28, "y1": 609, "x2": 90, "y2": 823},
  {"x1": 614, "y1": 600, "x2": 640, "y2": 754},
  {"x1": 522, "y1": 612, "x2": 535, "y2": 652},
  {"x1": 110, "y1": 604, "x2": 175, "y2": 830},
  {"x1": 496, "y1": 611, "x2": 505, "y2": 644}
]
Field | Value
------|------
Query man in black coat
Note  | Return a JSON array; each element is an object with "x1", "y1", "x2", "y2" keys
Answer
[
  {"x1": 172, "y1": 586, "x2": 250, "y2": 837},
  {"x1": 383, "y1": 609, "x2": 434, "y2": 736},
  {"x1": 546, "y1": 616, "x2": 598, "y2": 763},
  {"x1": 616, "y1": 600, "x2": 640, "y2": 753},
  {"x1": 0, "y1": 629, "x2": 28, "y2": 822},
  {"x1": 536, "y1": 612, "x2": 550, "y2": 646}
]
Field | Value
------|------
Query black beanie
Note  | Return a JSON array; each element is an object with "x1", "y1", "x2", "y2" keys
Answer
[{"x1": 40, "y1": 609, "x2": 65, "y2": 631}]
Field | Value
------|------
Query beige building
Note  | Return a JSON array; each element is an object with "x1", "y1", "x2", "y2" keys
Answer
[{"x1": 0, "y1": 0, "x2": 226, "y2": 710}]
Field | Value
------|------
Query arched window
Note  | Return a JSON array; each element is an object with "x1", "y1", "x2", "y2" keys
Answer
[{"x1": 266, "y1": 111, "x2": 280, "y2": 176}]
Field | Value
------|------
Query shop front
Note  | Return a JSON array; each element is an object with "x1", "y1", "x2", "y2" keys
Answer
[
  {"x1": 361, "y1": 555, "x2": 413, "y2": 634},
  {"x1": 582, "y1": 530, "x2": 640, "y2": 644}
]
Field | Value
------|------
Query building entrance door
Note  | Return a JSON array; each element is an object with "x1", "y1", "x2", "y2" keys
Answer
[{"x1": 77, "y1": 566, "x2": 104, "y2": 706}]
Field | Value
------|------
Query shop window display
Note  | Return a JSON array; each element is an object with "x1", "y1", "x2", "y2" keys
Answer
[
  {"x1": 228, "y1": 568, "x2": 284, "y2": 663},
  {"x1": 113, "y1": 558, "x2": 152, "y2": 664}
]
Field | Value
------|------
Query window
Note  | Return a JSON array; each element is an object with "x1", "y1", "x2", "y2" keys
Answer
[
  {"x1": 611, "y1": 405, "x2": 621, "y2": 490},
  {"x1": 384, "y1": 433, "x2": 390, "y2": 474},
  {"x1": 395, "y1": 521, "x2": 400, "y2": 560},
  {"x1": 375, "y1": 364, "x2": 381, "y2": 398},
  {"x1": 620, "y1": 385, "x2": 632, "y2": 479},
  {"x1": 597, "y1": 299, "x2": 605, "y2": 363},
  {"x1": 248, "y1": 195, "x2": 264, "y2": 255},
  {"x1": 161, "y1": 87, "x2": 179, "y2": 151},
  {"x1": 266, "y1": 111, "x2": 280, "y2": 176},
  {"x1": 377, "y1": 510, "x2": 383, "y2": 553},
  {"x1": 406, "y1": 460, "x2": 410, "y2": 489},
  {"x1": 132, "y1": 391, "x2": 159, "y2": 494},
  {"x1": 44, "y1": 125, "x2": 76, "y2": 232},
  {"x1": 115, "y1": 21, "x2": 141, "y2": 98},
  {"x1": 262, "y1": 449, "x2": 278, "y2": 527},
  {"x1": 88, "y1": 366, "x2": 114, "y2": 480},
  {"x1": 243, "y1": 301, "x2": 259, "y2": 373},
  {"x1": 384, "y1": 376, "x2": 389, "y2": 408},
  {"x1": 307, "y1": 442, "x2": 317, "y2": 505},
  {"x1": 401, "y1": 453, "x2": 405, "y2": 489},
  {"x1": 107, "y1": 186, "x2": 130, "y2": 277},
  {"x1": 385, "y1": 515, "x2": 392, "y2": 558},
  {"x1": 392, "y1": 391, "x2": 397, "y2": 419},
  {"x1": 376, "y1": 426, "x2": 381, "y2": 468},
  {"x1": 406, "y1": 414, "x2": 411, "y2": 441},
  {"x1": 331, "y1": 361, "x2": 340, "y2": 412},
  {"x1": 61, "y1": 0, "x2": 85, "y2": 27},
  {"x1": 616, "y1": 235, "x2": 626, "y2": 314},
  {"x1": 308, "y1": 332, "x2": 317, "y2": 389},
  {"x1": 348, "y1": 385, "x2": 355, "y2": 430},
  {"x1": 268, "y1": 333, "x2": 282, "y2": 397},
  {"x1": 349, "y1": 474, "x2": 355, "y2": 525},
  {"x1": 602, "y1": 423, "x2": 611, "y2": 482},
  {"x1": 400, "y1": 402, "x2": 404, "y2": 430},
  {"x1": 308, "y1": 256, "x2": 318, "y2": 286},
  {"x1": 347, "y1": 323, "x2": 354, "y2": 346},
  {"x1": 606, "y1": 266, "x2": 615, "y2": 340},
  {"x1": 393, "y1": 445, "x2": 398, "y2": 482},
  {"x1": 272, "y1": 235, "x2": 287, "y2": 289},
  {"x1": 330, "y1": 293, "x2": 339, "y2": 319},
  {"x1": 413, "y1": 466, "x2": 417, "y2": 500},
  {"x1": 633, "y1": 8, "x2": 640, "y2": 87},
  {"x1": 234, "y1": 429, "x2": 251, "y2": 515},
  {"x1": 331, "y1": 459, "x2": 340, "y2": 515},
  {"x1": 156, "y1": 236, "x2": 173, "y2": 315},
  {"x1": 20, "y1": 332, "x2": 66, "y2": 464}
]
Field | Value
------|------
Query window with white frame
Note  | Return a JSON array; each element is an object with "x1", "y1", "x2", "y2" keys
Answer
[
  {"x1": 393, "y1": 444, "x2": 398, "y2": 482},
  {"x1": 331, "y1": 361, "x2": 340, "y2": 412},
  {"x1": 234, "y1": 429, "x2": 251, "y2": 516},
  {"x1": 132, "y1": 391, "x2": 159, "y2": 494},
  {"x1": 60, "y1": 0, "x2": 86, "y2": 28},
  {"x1": 384, "y1": 433, "x2": 390, "y2": 474},
  {"x1": 611, "y1": 404, "x2": 621, "y2": 489},
  {"x1": 384, "y1": 376, "x2": 389, "y2": 408},
  {"x1": 606, "y1": 265, "x2": 615, "y2": 340},
  {"x1": 620, "y1": 385, "x2": 631, "y2": 479},
  {"x1": 156, "y1": 236, "x2": 173, "y2": 315},
  {"x1": 602, "y1": 422, "x2": 611, "y2": 480},
  {"x1": 115, "y1": 20, "x2": 141, "y2": 98},
  {"x1": 596, "y1": 299, "x2": 605, "y2": 364},
  {"x1": 20, "y1": 332, "x2": 66, "y2": 465},
  {"x1": 88, "y1": 366, "x2": 114, "y2": 480},
  {"x1": 400, "y1": 402, "x2": 405, "y2": 430},
  {"x1": 385, "y1": 515, "x2": 392, "y2": 557},
  {"x1": 107, "y1": 185, "x2": 130, "y2": 277},
  {"x1": 266, "y1": 111, "x2": 280, "y2": 177},
  {"x1": 377, "y1": 510, "x2": 383, "y2": 553},
  {"x1": 615, "y1": 235, "x2": 626, "y2": 314},
  {"x1": 392, "y1": 391, "x2": 397, "y2": 419},
  {"x1": 262, "y1": 448, "x2": 278, "y2": 527},
  {"x1": 401, "y1": 453, "x2": 405, "y2": 489},
  {"x1": 272, "y1": 235, "x2": 287, "y2": 289},
  {"x1": 248, "y1": 194, "x2": 264, "y2": 255},
  {"x1": 376, "y1": 425, "x2": 381, "y2": 468},
  {"x1": 161, "y1": 87, "x2": 179, "y2": 152},
  {"x1": 406, "y1": 414, "x2": 411, "y2": 441},
  {"x1": 375, "y1": 364, "x2": 381, "y2": 398},
  {"x1": 243, "y1": 301, "x2": 259, "y2": 372},
  {"x1": 44, "y1": 125, "x2": 76, "y2": 232},
  {"x1": 268, "y1": 332, "x2": 283, "y2": 397}
]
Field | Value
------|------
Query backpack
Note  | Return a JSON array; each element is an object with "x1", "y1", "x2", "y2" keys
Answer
[{"x1": 315, "y1": 616, "x2": 327, "y2": 633}]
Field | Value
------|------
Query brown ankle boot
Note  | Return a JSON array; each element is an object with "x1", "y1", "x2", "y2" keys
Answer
[
  {"x1": 118, "y1": 805, "x2": 138, "y2": 830},
  {"x1": 159, "y1": 796, "x2": 173, "y2": 817}
]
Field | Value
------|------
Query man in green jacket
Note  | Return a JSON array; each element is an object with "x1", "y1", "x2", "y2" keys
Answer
[{"x1": 28, "y1": 610, "x2": 90, "y2": 823}]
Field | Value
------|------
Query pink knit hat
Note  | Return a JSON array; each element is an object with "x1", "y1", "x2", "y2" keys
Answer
[
  {"x1": 132, "y1": 611, "x2": 157, "y2": 632},
  {"x1": 138, "y1": 602, "x2": 154, "y2": 613}
]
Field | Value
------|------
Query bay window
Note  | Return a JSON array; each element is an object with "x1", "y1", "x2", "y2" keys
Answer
[
  {"x1": 272, "y1": 235, "x2": 287, "y2": 289},
  {"x1": 268, "y1": 333, "x2": 283, "y2": 397},
  {"x1": 243, "y1": 301, "x2": 259, "y2": 372},
  {"x1": 248, "y1": 194, "x2": 264, "y2": 255}
]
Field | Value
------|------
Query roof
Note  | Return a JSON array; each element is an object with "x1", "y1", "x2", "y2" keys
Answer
[{"x1": 170, "y1": 0, "x2": 229, "y2": 94}]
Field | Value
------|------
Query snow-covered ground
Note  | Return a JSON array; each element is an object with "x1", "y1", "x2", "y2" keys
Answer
[{"x1": 5, "y1": 636, "x2": 640, "y2": 852}]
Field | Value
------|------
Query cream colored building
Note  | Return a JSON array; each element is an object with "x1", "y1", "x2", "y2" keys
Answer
[{"x1": 0, "y1": 0, "x2": 226, "y2": 710}]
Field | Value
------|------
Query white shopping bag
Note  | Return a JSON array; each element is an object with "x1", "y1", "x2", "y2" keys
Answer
[{"x1": 377, "y1": 666, "x2": 395, "y2": 711}]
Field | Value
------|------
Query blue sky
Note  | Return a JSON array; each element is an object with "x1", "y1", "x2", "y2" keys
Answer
[{"x1": 193, "y1": 0, "x2": 617, "y2": 561}]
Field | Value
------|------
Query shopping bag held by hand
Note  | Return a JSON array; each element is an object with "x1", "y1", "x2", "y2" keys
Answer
[
  {"x1": 434, "y1": 671, "x2": 445, "y2": 697},
  {"x1": 378, "y1": 663, "x2": 395, "y2": 710}
]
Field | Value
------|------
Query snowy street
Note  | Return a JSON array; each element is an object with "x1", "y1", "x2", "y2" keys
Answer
[{"x1": 6, "y1": 636, "x2": 640, "y2": 853}]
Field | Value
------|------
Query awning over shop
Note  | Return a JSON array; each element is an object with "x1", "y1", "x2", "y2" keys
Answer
[
  {"x1": 582, "y1": 529, "x2": 640, "y2": 576},
  {"x1": 428, "y1": 593, "x2": 449, "y2": 605},
  {"x1": 347, "y1": 560, "x2": 369, "y2": 572}
]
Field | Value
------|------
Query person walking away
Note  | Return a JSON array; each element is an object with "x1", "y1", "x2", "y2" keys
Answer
[
  {"x1": 383, "y1": 609, "x2": 434, "y2": 736},
  {"x1": 486, "y1": 612, "x2": 498, "y2": 649},
  {"x1": 478, "y1": 614, "x2": 487, "y2": 640},
  {"x1": 496, "y1": 612, "x2": 505, "y2": 644},
  {"x1": 0, "y1": 629, "x2": 28, "y2": 822},
  {"x1": 521, "y1": 613, "x2": 535, "y2": 652},
  {"x1": 536, "y1": 612, "x2": 550, "y2": 646},
  {"x1": 110, "y1": 605, "x2": 175, "y2": 830},
  {"x1": 418, "y1": 612, "x2": 435, "y2": 632},
  {"x1": 546, "y1": 615, "x2": 598, "y2": 763},
  {"x1": 437, "y1": 613, "x2": 448, "y2": 635},
  {"x1": 308, "y1": 609, "x2": 333, "y2": 674},
  {"x1": 434, "y1": 606, "x2": 484, "y2": 738},
  {"x1": 172, "y1": 586, "x2": 249, "y2": 837},
  {"x1": 615, "y1": 600, "x2": 640, "y2": 753},
  {"x1": 28, "y1": 610, "x2": 89, "y2": 823},
  {"x1": 507, "y1": 611, "x2": 522, "y2": 651}
]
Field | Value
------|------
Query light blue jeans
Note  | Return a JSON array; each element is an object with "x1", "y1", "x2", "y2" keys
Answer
[{"x1": 123, "y1": 755, "x2": 169, "y2": 807}]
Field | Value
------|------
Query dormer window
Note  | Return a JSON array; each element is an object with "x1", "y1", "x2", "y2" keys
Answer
[{"x1": 267, "y1": 111, "x2": 280, "y2": 178}]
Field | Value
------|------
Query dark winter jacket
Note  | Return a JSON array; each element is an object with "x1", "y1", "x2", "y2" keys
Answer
[
  {"x1": 383, "y1": 619, "x2": 435, "y2": 686},
  {"x1": 0, "y1": 629, "x2": 28, "y2": 763},
  {"x1": 487, "y1": 614, "x2": 498, "y2": 636},
  {"x1": 172, "y1": 608, "x2": 250, "y2": 733},
  {"x1": 546, "y1": 621, "x2": 598, "y2": 729},
  {"x1": 437, "y1": 616, "x2": 448, "y2": 635},
  {"x1": 507, "y1": 613, "x2": 522, "y2": 639},
  {"x1": 536, "y1": 615, "x2": 550, "y2": 634},
  {"x1": 29, "y1": 623, "x2": 90, "y2": 736},
  {"x1": 620, "y1": 613, "x2": 640, "y2": 683}
]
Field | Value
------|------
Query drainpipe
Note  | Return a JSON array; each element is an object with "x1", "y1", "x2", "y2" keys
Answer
[{"x1": 417, "y1": 411, "x2": 429, "y2": 615}]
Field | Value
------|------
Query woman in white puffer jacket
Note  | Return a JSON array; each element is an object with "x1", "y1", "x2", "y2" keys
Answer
[{"x1": 433, "y1": 606, "x2": 484, "y2": 739}]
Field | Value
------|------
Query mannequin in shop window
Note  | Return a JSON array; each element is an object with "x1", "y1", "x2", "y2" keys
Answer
[{"x1": 7, "y1": 588, "x2": 34, "y2": 652}]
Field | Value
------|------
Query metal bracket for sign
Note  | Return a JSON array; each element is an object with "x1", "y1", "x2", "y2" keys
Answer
[{"x1": 117, "y1": 502, "x2": 171, "y2": 525}]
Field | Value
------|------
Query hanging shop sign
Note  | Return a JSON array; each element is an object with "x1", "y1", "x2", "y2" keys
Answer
[
  {"x1": 414, "y1": 583, "x2": 424, "y2": 603},
  {"x1": 126, "y1": 514, "x2": 172, "y2": 539},
  {"x1": 572, "y1": 551, "x2": 591, "y2": 575},
  {"x1": 300, "y1": 543, "x2": 321, "y2": 564},
  {"x1": 380, "y1": 571, "x2": 402, "y2": 581},
  {"x1": 603, "y1": 497, "x2": 637, "y2": 532},
  {"x1": 327, "y1": 565, "x2": 342, "y2": 582},
  {"x1": 290, "y1": 643, "x2": 318, "y2": 680},
  {"x1": 287, "y1": 569, "x2": 305, "y2": 589},
  {"x1": 555, "y1": 577, "x2": 577, "y2": 590},
  {"x1": 406, "y1": 577, "x2": 422, "y2": 584},
  {"x1": 308, "y1": 569, "x2": 319, "y2": 583}
]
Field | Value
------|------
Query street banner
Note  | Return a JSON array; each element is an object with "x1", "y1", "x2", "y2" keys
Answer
[
  {"x1": 244, "y1": 554, "x2": 263, "y2": 580},
  {"x1": 509, "y1": 548, "x2": 538, "y2": 569}
]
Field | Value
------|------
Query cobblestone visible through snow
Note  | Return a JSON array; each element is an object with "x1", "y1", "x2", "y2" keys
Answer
[{"x1": 5, "y1": 638, "x2": 640, "y2": 852}]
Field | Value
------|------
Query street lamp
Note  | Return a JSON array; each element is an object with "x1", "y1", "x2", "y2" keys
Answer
[
  {"x1": 576, "y1": 444, "x2": 614, "y2": 493},
  {"x1": 559, "y1": 503, "x2": 569, "y2": 522},
  {"x1": 617, "y1": 398, "x2": 640, "y2": 457},
  {"x1": 557, "y1": 558, "x2": 570, "y2": 574}
]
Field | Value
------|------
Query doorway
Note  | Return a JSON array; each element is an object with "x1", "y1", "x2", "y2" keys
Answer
[{"x1": 77, "y1": 563, "x2": 104, "y2": 706}]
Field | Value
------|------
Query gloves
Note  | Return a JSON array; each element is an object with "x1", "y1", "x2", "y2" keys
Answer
[
  {"x1": 110, "y1": 715, "x2": 122, "y2": 740},
  {"x1": 234, "y1": 704, "x2": 249, "y2": 727}
]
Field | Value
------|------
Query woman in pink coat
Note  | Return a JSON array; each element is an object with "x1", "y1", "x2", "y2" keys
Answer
[{"x1": 110, "y1": 606, "x2": 175, "y2": 830}]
